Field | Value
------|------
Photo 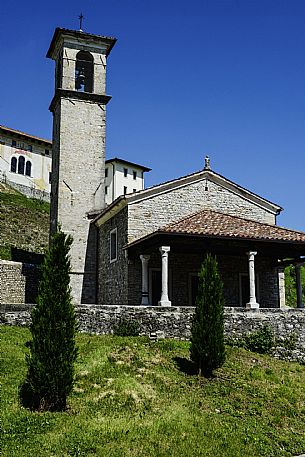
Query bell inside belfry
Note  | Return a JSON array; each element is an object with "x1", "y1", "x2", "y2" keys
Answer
[
  {"x1": 75, "y1": 51, "x2": 94, "y2": 93},
  {"x1": 75, "y1": 68, "x2": 86, "y2": 91}
]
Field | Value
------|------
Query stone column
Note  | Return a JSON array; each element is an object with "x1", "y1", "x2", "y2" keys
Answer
[
  {"x1": 295, "y1": 264, "x2": 304, "y2": 308},
  {"x1": 158, "y1": 246, "x2": 171, "y2": 307},
  {"x1": 278, "y1": 268, "x2": 286, "y2": 308},
  {"x1": 140, "y1": 255, "x2": 150, "y2": 305},
  {"x1": 246, "y1": 251, "x2": 259, "y2": 309}
]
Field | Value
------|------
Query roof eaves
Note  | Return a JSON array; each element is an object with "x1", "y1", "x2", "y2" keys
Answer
[
  {"x1": 0, "y1": 125, "x2": 52, "y2": 146},
  {"x1": 47, "y1": 28, "x2": 117, "y2": 59},
  {"x1": 106, "y1": 157, "x2": 151, "y2": 172},
  {"x1": 93, "y1": 196, "x2": 126, "y2": 227}
]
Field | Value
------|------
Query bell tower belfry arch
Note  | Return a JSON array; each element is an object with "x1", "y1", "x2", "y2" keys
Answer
[{"x1": 47, "y1": 28, "x2": 116, "y2": 303}]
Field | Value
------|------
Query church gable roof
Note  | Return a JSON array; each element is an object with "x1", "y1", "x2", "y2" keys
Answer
[
  {"x1": 126, "y1": 168, "x2": 282, "y2": 215},
  {"x1": 94, "y1": 166, "x2": 282, "y2": 227}
]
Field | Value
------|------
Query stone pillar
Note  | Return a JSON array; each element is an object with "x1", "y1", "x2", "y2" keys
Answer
[
  {"x1": 295, "y1": 264, "x2": 304, "y2": 308},
  {"x1": 140, "y1": 255, "x2": 150, "y2": 305},
  {"x1": 246, "y1": 251, "x2": 259, "y2": 309},
  {"x1": 278, "y1": 268, "x2": 286, "y2": 308},
  {"x1": 158, "y1": 246, "x2": 171, "y2": 307}
]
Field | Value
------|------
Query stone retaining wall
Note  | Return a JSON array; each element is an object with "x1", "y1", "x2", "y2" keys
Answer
[
  {"x1": 1, "y1": 304, "x2": 305, "y2": 361},
  {"x1": 0, "y1": 175, "x2": 50, "y2": 202},
  {"x1": 0, "y1": 261, "x2": 40, "y2": 304}
]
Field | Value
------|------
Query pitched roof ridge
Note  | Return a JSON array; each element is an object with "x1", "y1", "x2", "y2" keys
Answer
[
  {"x1": 128, "y1": 168, "x2": 205, "y2": 195},
  {"x1": 126, "y1": 167, "x2": 281, "y2": 211},
  {"x1": 106, "y1": 157, "x2": 151, "y2": 171}
]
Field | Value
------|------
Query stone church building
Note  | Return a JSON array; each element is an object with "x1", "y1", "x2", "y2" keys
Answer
[{"x1": 47, "y1": 27, "x2": 305, "y2": 310}]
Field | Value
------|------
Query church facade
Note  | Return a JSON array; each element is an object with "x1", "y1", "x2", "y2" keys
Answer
[{"x1": 47, "y1": 27, "x2": 305, "y2": 309}]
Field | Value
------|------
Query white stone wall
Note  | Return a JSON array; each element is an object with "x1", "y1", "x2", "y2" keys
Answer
[
  {"x1": 127, "y1": 177, "x2": 276, "y2": 243},
  {"x1": 0, "y1": 133, "x2": 52, "y2": 195},
  {"x1": 105, "y1": 161, "x2": 145, "y2": 205}
]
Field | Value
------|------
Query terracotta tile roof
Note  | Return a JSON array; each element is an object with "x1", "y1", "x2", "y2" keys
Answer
[
  {"x1": 0, "y1": 125, "x2": 52, "y2": 145},
  {"x1": 161, "y1": 209, "x2": 305, "y2": 243}
]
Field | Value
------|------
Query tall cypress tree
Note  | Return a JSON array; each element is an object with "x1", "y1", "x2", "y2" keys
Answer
[
  {"x1": 190, "y1": 253, "x2": 225, "y2": 377},
  {"x1": 20, "y1": 231, "x2": 77, "y2": 411}
]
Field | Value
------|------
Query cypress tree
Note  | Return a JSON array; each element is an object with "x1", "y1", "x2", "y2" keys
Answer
[
  {"x1": 20, "y1": 231, "x2": 77, "y2": 411},
  {"x1": 190, "y1": 253, "x2": 225, "y2": 377}
]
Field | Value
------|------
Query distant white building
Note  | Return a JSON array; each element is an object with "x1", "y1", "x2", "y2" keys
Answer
[
  {"x1": 0, "y1": 125, "x2": 52, "y2": 201},
  {"x1": 0, "y1": 127, "x2": 151, "y2": 205},
  {"x1": 105, "y1": 158, "x2": 151, "y2": 205}
]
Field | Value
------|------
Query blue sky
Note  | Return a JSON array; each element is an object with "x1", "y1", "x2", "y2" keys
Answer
[{"x1": 0, "y1": 0, "x2": 304, "y2": 229}]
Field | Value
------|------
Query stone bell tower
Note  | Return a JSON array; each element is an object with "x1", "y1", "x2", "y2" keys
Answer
[{"x1": 47, "y1": 28, "x2": 116, "y2": 303}]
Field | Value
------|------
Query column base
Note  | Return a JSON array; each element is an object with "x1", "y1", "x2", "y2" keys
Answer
[
  {"x1": 141, "y1": 295, "x2": 150, "y2": 306},
  {"x1": 246, "y1": 301, "x2": 260, "y2": 309},
  {"x1": 158, "y1": 300, "x2": 172, "y2": 307}
]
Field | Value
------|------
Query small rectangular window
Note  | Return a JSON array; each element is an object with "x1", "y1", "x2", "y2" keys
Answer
[
  {"x1": 133, "y1": 170, "x2": 137, "y2": 180},
  {"x1": 45, "y1": 149, "x2": 50, "y2": 156},
  {"x1": 49, "y1": 172, "x2": 52, "y2": 184},
  {"x1": 12, "y1": 140, "x2": 16, "y2": 147},
  {"x1": 105, "y1": 168, "x2": 108, "y2": 178},
  {"x1": 110, "y1": 228, "x2": 117, "y2": 262},
  {"x1": 124, "y1": 186, "x2": 127, "y2": 195},
  {"x1": 124, "y1": 168, "x2": 128, "y2": 177},
  {"x1": 28, "y1": 145, "x2": 32, "y2": 152},
  {"x1": 105, "y1": 185, "x2": 108, "y2": 195}
]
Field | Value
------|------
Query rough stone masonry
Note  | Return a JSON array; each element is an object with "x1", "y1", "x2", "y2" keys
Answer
[{"x1": 1, "y1": 304, "x2": 305, "y2": 363}]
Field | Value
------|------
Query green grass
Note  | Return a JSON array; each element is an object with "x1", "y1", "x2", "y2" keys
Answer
[
  {"x1": 1, "y1": 326, "x2": 305, "y2": 457},
  {"x1": 0, "y1": 184, "x2": 49, "y2": 260}
]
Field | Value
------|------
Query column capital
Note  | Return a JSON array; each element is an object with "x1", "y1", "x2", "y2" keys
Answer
[
  {"x1": 247, "y1": 251, "x2": 257, "y2": 258},
  {"x1": 140, "y1": 254, "x2": 150, "y2": 263},
  {"x1": 159, "y1": 246, "x2": 170, "y2": 254}
]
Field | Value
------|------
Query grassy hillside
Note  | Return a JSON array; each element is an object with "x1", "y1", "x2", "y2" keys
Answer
[
  {"x1": 1, "y1": 327, "x2": 305, "y2": 457},
  {"x1": 0, "y1": 183, "x2": 49, "y2": 261}
]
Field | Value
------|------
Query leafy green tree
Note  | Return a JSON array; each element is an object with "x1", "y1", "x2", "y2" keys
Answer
[
  {"x1": 190, "y1": 254, "x2": 225, "y2": 377},
  {"x1": 20, "y1": 231, "x2": 77, "y2": 411},
  {"x1": 284, "y1": 265, "x2": 305, "y2": 307}
]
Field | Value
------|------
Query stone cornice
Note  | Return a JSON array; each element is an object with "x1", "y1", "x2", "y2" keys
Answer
[
  {"x1": 49, "y1": 89, "x2": 112, "y2": 112},
  {"x1": 47, "y1": 28, "x2": 116, "y2": 60}
]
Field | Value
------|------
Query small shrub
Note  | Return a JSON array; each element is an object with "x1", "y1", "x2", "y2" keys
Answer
[
  {"x1": 243, "y1": 325, "x2": 274, "y2": 354},
  {"x1": 226, "y1": 325, "x2": 274, "y2": 354},
  {"x1": 113, "y1": 318, "x2": 140, "y2": 337},
  {"x1": 280, "y1": 332, "x2": 298, "y2": 351}
]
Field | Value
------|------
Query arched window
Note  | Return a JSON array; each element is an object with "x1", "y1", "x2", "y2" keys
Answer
[
  {"x1": 25, "y1": 160, "x2": 32, "y2": 177},
  {"x1": 75, "y1": 51, "x2": 94, "y2": 93},
  {"x1": 10, "y1": 157, "x2": 17, "y2": 173},
  {"x1": 18, "y1": 156, "x2": 25, "y2": 175}
]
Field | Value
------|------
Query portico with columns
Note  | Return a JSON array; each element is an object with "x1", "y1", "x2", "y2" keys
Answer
[{"x1": 127, "y1": 209, "x2": 305, "y2": 309}]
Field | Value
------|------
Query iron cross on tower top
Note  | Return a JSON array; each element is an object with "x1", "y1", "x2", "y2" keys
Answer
[{"x1": 79, "y1": 13, "x2": 84, "y2": 31}]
